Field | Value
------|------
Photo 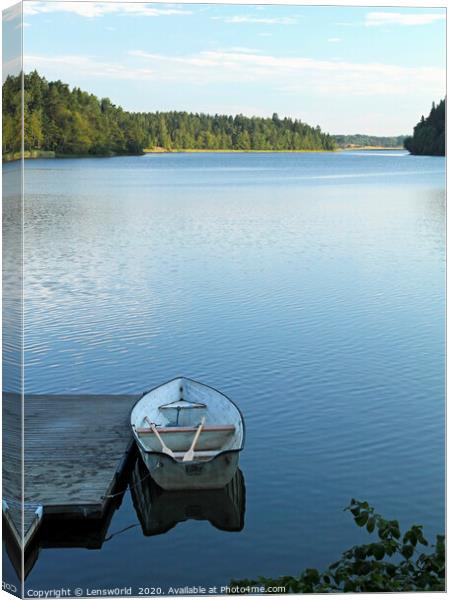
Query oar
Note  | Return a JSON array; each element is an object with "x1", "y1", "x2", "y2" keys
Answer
[
  {"x1": 183, "y1": 417, "x2": 206, "y2": 463},
  {"x1": 144, "y1": 417, "x2": 175, "y2": 459}
]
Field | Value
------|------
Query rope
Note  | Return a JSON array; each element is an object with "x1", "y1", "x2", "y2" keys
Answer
[
  {"x1": 101, "y1": 469, "x2": 154, "y2": 500},
  {"x1": 104, "y1": 523, "x2": 139, "y2": 541}
]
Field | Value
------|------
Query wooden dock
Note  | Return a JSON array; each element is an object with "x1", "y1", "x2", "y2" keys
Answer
[{"x1": 3, "y1": 393, "x2": 140, "y2": 551}]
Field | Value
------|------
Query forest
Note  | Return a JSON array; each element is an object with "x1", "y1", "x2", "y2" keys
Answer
[
  {"x1": 404, "y1": 99, "x2": 445, "y2": 156},
  {"x1": 334, "y1": 134, "x2": 406, "y2": 149},
  {"x1": 2, "y1": 71, "x2": 336, "y2": 157}
]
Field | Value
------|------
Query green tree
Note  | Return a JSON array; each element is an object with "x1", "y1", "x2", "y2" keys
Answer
[
  {"x1": 3, "y1": 71, "x2": 338, "y2": 159},
  {"x1": 236, "y1": 130, "x2": 251, "y2": 150},
  {"x1": 404, "y1": 99, "x2": 445, "y2": 156}
]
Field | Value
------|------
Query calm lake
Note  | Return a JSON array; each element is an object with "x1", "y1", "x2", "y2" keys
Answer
[{"x1": 4, "y1": 150, "x2": 445, "y2": 590}]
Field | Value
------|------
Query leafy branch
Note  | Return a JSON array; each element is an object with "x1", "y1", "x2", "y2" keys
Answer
[{"x1": 231, "y1": 499, "x2": 445, "y2": 593}]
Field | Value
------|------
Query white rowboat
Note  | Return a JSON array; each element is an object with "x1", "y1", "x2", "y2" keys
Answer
[{"x1": 130, "y1": 377, "x2": 245, "y2": 490}]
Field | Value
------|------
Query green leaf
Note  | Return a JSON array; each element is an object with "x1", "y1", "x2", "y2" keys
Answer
[
  {"x1": 402, "y1": 545, "x2": 414, "y2": 559},
  {"x1": 372, "y1": 544, "x2": 385, "y2": 560},
  {"x1": 389, "y1": 521, "x2": 400, "y2": 539},
  {"x1": 386, "y1": 564, "x2": 396, "y2": 577},
  {"x1": 366, "y1": 516, "x2": 376, "y2": 533},
  {"x1": 304, "y1": 569, "x2": 320, "y2": 585},
  {"x1": 384, "y1": 540, "x2": 398, "y2": 556},
  {"x1": 354, "y1": 546, "x2": 367, "y2": 560},
  {"x1": 333, "y1": 572, "x2": 343, "y2": 585},
  {"x1": 403, "y1": 530, "x2": 417, "y2": 546},
  {"x1": 355, "y1": 512, "x2": 369, "y2": 527},
  {"x1": 419, "y1": 536, "x2": 428, "y2": 546}
]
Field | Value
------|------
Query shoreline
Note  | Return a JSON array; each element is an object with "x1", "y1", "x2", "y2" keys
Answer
[
  {"x1": 143, "y1": 147, "x2": 333, "y2": 154},
  {"x1": 144, "y1": 146, "x2": 405, "y2": 153},
  {"x1": 339, "y1": 146, "x2": 405, "y2": 151},
  {"x1": 3, "y1": 147, "x2": 407, "y2": 163},
  {"x1": 2, "y1": 150, "x2": 141, "y2": 162}
]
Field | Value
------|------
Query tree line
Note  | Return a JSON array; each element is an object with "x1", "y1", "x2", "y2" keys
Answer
[
  {"x1": 2, "y1": 71, "x2": 336, "y2": 157},
  {"x1": 404, "y1": 99, "x2": 445, "y2": 156},
  {"x1": 334, "y1": 134, "x2": 406, "y2": 149}
]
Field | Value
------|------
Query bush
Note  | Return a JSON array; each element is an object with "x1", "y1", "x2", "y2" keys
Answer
[{"x1": 231, "y1": 499, "x2": 445, "y2": 593}]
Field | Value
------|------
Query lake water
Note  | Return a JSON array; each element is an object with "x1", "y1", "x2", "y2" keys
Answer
[{"x1": 3, "y1": 151, "x2": 445, "y2": 590}]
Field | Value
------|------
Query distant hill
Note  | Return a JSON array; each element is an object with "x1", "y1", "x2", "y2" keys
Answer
[
  {"x1": 2, "y1": 71, "x2": 336, "y2": 158},
  {"x1": 404, "y1": 99, "x2": 445, "y2": 156},
  {"x1": 333, "y1": 134, "x2": 407, "y2": 149}
]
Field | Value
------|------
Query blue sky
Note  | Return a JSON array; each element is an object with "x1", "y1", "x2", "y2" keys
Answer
[{"x1": 19, "y1": 2, "x2": 447, "y2": 135}]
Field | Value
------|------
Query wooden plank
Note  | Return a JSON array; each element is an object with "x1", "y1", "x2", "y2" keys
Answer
[{"x1": 2, "y1": 393, "x2": 139, "y2": 548}]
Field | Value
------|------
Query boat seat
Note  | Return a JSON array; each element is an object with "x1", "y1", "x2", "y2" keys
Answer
[
  {"x1": 171, "y1": 450, "x2": 220, "y2": 460},
  {"x1": 135, "y1": 424, "x2": 235, "y2": 434}
]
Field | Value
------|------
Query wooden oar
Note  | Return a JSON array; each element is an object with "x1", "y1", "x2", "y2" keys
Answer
[
  {"x1": 144, "y1": 417, "x2": 175, "y2": 459},
  {"x1": 183, "y1": 417, "x2": 206, "y2": 462}
]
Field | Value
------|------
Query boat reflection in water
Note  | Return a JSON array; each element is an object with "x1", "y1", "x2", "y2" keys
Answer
[
  {"x1": 3, "y1": 454, "x2": 245, "y2": 582},
  {"x1": 130, "y1": 456, "x2": 246, "y2": 536}
]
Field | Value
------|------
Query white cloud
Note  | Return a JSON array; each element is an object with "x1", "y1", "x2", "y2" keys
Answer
[
  {"x1": 212, "y1": 15, "x2": 297, "y2": 25},
  {"x1": 327, "y1": 38, "x2": 341, "y2": 43},
  {"x1": 24, "y1": 54, "x2": 156, "y2": 80},
  {"x1": 127, "y1": 48, "x2": 444, "y2": 98},
  {"x1": 226, "y1": 47, "x2": 262, "y2": 54},
  {"x1": 129, "y1": 50, "x2": 219, "y2": 69},
  {"x1": 24, "y1": 2, "x2": 191, "y2": 19},
  {"x1": 365, "y1": 11, "x2": 445, "y2": 27},
  {"x1": 24, "y1": 47, "x2": 445, "y2": 103}
]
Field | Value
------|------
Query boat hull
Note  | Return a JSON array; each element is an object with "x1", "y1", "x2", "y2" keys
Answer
[
  {"x1": 131, "y1": 377, "x2": 245, "y2": 490},
  {"x1": 138, "y1": 448, "x2": 240, "y2": 490}
]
